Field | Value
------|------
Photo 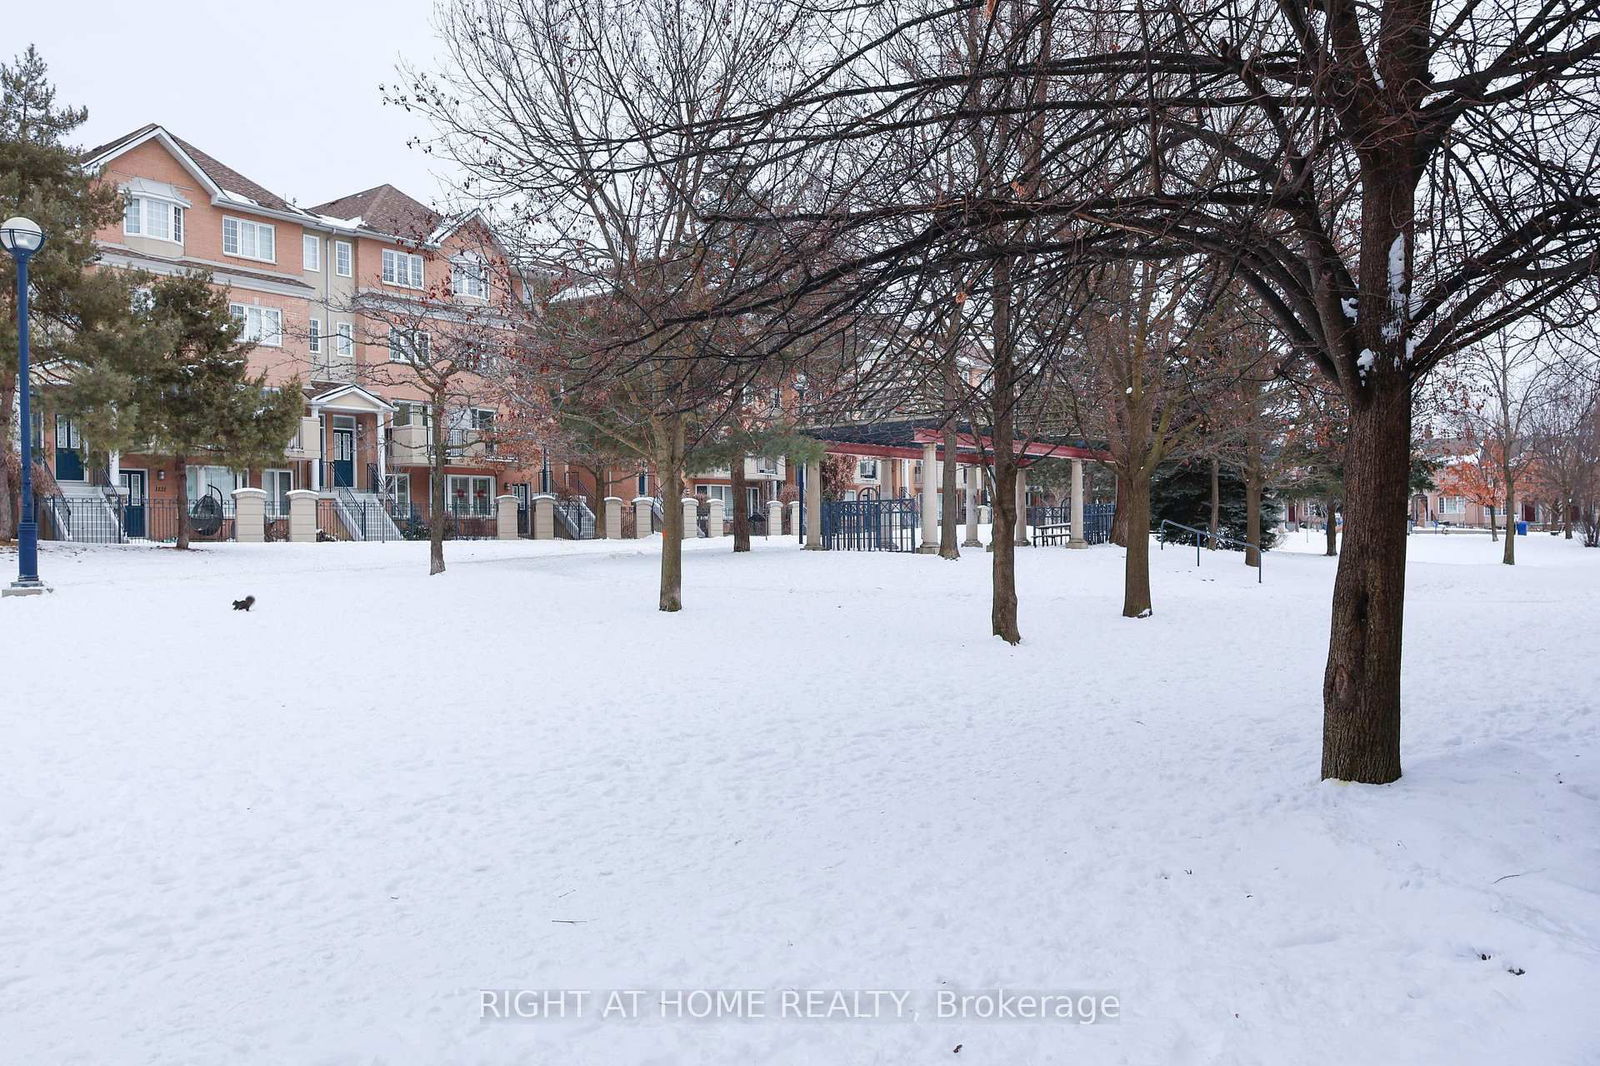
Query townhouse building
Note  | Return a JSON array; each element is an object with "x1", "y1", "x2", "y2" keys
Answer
[{"x1": 35, "y1": 123, "x2": 541, "y2": 541}]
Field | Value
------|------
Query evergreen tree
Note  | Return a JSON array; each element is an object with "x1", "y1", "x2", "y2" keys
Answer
[
  {"x1": 1, "y1": 46, "x2": 148, "y2": 538},
  {"x1": 127, "y1": 273, "x2": 302, "y2": 549},
  {"x1": 1152, "y1": 460, "x2": 1281, "y2": 552}
]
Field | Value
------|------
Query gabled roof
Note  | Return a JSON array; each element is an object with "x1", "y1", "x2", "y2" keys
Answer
[
  {"x1": 309, "y1": 184, "x2": 441, "y2": 242},
  {"x1": 83, "y1": 124, "x2": 301, "y2": 215}
]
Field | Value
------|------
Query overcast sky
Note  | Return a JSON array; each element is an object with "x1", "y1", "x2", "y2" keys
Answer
[{"x1": 14, "y1": 0, "x2": 462, "y2": 211}]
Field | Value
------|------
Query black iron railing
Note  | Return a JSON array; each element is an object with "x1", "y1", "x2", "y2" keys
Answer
[{"x1": 1158, "y1": 518, "x2": 1263, "y2": 583}]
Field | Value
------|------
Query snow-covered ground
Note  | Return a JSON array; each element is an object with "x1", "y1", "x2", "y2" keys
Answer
[{"x1": 3, "y1": 530, "x2": 1597, "y2": 1065}]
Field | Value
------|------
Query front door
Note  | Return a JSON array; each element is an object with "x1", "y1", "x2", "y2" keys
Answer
[
  {"x1": 55, "y1": 415, "x2": 85, "y2": 481},
  {"x1": 332, "y1": 427, "x2": 355, "y2": 488},
  {"x1": 119, "y1": 470, "x2": 147, "y2": 538}
]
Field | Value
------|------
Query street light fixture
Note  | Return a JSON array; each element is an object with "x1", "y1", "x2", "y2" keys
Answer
[{"x1": 2, "y1": 216, "x2": 49, "y2": 597}]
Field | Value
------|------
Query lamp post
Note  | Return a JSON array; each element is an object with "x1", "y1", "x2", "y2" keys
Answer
[{"x1": 2, "y1": 217, "x2": 48, "y2": 597}]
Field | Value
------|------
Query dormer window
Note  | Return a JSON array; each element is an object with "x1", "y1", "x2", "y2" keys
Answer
[{"x1": 123, "y1": 197, "x2": 184, "y2": 245}]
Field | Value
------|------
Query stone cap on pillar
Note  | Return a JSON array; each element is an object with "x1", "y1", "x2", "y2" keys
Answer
[
  {"x1": 604, "y1": 496, "x2": 624, "y2": 503},
  {"x1": 230, "y1": 487, "x2": 266, "y2": 499},
  {"x1": 681, "y1": 496, "x2": 699, "y2": 504},
  {"x1": 529, "y1": 493, "x2": 556, "y2": 501},
  {"x1": 285, "y1": 489, "x2": 319, "y2": 500},
  {"x1": 495, "y1": 494, "x2": 518, "y2": 502},
  {"x1": 632, "y1": 495, "x2": 656, "y2": 504}
]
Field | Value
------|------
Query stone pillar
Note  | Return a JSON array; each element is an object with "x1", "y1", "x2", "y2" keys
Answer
[
  {"x1": 803, "y1": 458, "x2": 824, "y2": 549},
  {"x1": 495, "y1": 494, "x2": 519, "y2": 540},
  {"x1": 766, "y1": 499, "x2": 783, "y2": 537},
  {"x1": 633, "y1": 496, "x2": 654, "y2": 538},
  {"x1": 531, "y1": 493, "x2": 555, "y2": 540},
  {"x1": 681, "y1": 496, "x2": 700, "y2": 539},
  {"x1": 232, "y1": 487, "x2": 266, "y2": 543},
  {"x1": 604, "y1": 496, "x2": 624, "y2": 539},
  {"x1": 286, "y1": 489, "x2": 318, "y2": 543},
  {"x1": 918, "y1": 441, "x2": 939, "y2": 553},
  {"x1": 1069, "y1": 459, "x2": 1088, "y2": 548},
  {"x1": 787, "y1": 500, "x2": 801, "y2": 539},
  {"x1": 1014, "y1": 466, "x2": 1030, "y2": 546},
  {"x1": 979, "y1": 504, "x2": 992, "y2": 524},
  {"x1": 963, "y1": 465, "x2": 982, "y2": 547},
  {"x1": 706, "y1": 497, "x2": 725, "y2": 537}
]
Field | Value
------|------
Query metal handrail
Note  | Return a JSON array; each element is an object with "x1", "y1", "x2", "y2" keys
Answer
[{"x1": 1158, "y1": 518, "x2": 1263, "y2": 584}]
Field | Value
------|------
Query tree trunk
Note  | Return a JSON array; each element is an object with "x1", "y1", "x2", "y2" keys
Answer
[
  {"x1": 1324, "y1": 495, "x2": 1338, "y2": 556},
  {"x1": 1244, "y1": 466, "x2": 1262, "y2": 568},
  {"x1": 658, "y1": 415, "x2": 685, "y2": 612},
  {"x1": 1110, "y1": 469, "x2": 1131, "y2": 547},
  {"x1": 731, "y1": 456, "x2": 751, "y2": 552},
  {"x1": 1502, "y1": 480, "x2": 1516, "y2": 565},
  {"x1": 1208, "y1": 457, "x2": 1220, "y2": 549},
  {"x1": 1488, "y1": 504, "x2": 1497, "y2": 541},
  {"x1": 174, "y1": 455, "x2": 190, "y2": 550},
  {"x1": 1122, "y1": 468, "x2": 1153, "y2": 617},
  {"x1": 1321, "y1": 383, "x2": 1409, "y2": 784},
  {"x1": 429, "y1": 401, "x2": 447, "y2": 575},
  {"x1": 991, "y1": 456, "x2": 1020, "y2": 642},
  {"x1": 0, "y1": 367, "x2": 16, "y2": 542},
  {"x1": 939, "y1": 422, "x2": 960, "y2": 559},
  {"x1": 988, "y1": 255, "x2": 1020, "y2": 644}
]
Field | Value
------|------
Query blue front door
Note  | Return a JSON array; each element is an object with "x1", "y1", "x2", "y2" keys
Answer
[
  {"x1": 332, "y1": 428, "x2": 355, "y2": 488},
  {"x1": 119, "y1": 470, "x2": 147, "y2": 539},
  {"x1": 55, "y1": 415, "x2": 85, "y2": 481}
]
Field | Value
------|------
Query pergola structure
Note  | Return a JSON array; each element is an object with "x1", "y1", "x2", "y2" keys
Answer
[{"x1": 798, "y1": 419, "x2": 1111, "y2": 552}]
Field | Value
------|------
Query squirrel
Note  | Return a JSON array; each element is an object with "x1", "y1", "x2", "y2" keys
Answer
[{"x1": 231, "y1": 595, "x2": 256, "y2": 612}]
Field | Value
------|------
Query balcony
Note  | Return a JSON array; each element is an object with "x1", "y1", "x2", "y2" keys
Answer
[
  {"x1": 386, "y1": 424, "x2": 504, "y2": 467},
  {"x1": 312, "y1": 354, "x2": 356, "y2": 385},
  {"x1": 389, "y1": 422, "x2": 429, "y2": 466},
  {"x1": 284, "y1": 416, "x2": 322, "y2": 459}
]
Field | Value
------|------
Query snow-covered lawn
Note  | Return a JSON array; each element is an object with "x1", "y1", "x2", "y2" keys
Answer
[{"x1": 3, "y1": 531, "x2": 1597, "y2": 1065}]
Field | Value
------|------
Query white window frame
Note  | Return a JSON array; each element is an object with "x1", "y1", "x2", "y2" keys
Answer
[
  {"x1": 385, "y1": 473, "x2": 412, "y2": 512},
  {"x1": 857, "y1": 458, "x2": 879, "y2": 481},
  {"x1": 228, "y1": 303, "x2": 283, "y2": 347},
  {"x1": 187, "y1": 465, "x2": 240, "y2": 505},
  {"x1": 302, "y1": 233, "x2": 321, "y2": 272},
  {"x1": 222, "y1": 216, "x2": 276, "y2": 263},
  {"x1": 452, "y1": 254, "x2": 488, "y2": 299},
  {"x1": 445, "y1": 474, "x2": 495, "y2": 516},
  {"x1": 307, "y1": 317, "x2": 322, "y2": 354},
  {"x1": 697, "y1": 484, "x2": 735, "y2": 510},
  {"x1": 123, "y1": 196, "x2": 184, "y2": 245},
  {"x1": 333, "y1": 240, "x2": 353, "y2": 277},
  {"x1": 334, "y1": 322, "x2": 354, "y2": 358},
  {"x1": 1438, "y1": 496, "x2": 1463, "y2": 515},
  {"x1": 263, "y1": 469, "x2": 293, "y2": 517},
  {"x1": 382, "y1": 248, "x2": 425, "y2": 288},
  {"x1": 389, "y1": 328, "x2": 430, "y2": 364}
]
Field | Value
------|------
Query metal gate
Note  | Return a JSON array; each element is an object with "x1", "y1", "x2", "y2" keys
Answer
[{"x1": 820, "y1": 491, "x2": 919, "y2": 551}]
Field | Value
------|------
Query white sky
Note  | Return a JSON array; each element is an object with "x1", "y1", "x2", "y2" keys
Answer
[{"x1": 13, "y1": 0, "x2": 462, "y2": 211}]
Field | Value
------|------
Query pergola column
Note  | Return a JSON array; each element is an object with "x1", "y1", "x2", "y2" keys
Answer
[
  {"x1": 1014, "y1": 466, "x2": 1029, "y2": 546},
  {"x1": 803, "y1": 457, "x2": 824, "y2": 549},
  {"x1": 1069, "y1": 458, "x2": 1088, "y2": 548},
  {"x1": 963, "y1": 465, "x2": 982, "y2": 547},
  {"x1": 918, "y1": 441, "x2": 938, "y2": 553}
]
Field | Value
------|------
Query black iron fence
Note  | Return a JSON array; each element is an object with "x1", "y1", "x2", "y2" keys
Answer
[
  {"x1": 821, "y1": 496, "x2": 920, "y2": 551},
  {"x1": 1026, "y1": 502, "x2": 1115, "y2": 545},
  {"x1": 38, "y1": 492, "x2": 237, "y2": 545}
]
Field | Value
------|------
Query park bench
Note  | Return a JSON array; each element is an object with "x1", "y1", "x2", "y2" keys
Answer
[{"x1": 1032, "y1": 522, "x2": 1073, "y2": 546}]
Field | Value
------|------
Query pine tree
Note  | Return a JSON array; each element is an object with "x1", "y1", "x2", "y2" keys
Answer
[
  {"x1": 1, "y1": 46, "x2": 146, "y2": 538},
  {"x1": 127, "y1": 273, "x2": 302, "y2": 549},
  {"x1": 1152, "y1": 460, "x2": 1281, "y2": 552}
]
